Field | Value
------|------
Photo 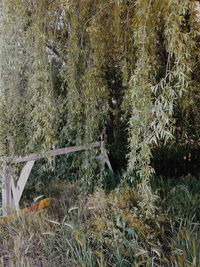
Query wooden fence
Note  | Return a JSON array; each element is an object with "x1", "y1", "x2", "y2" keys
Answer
[{"x1": 1, "y1": 141, "x2": 113, "y2": 216}]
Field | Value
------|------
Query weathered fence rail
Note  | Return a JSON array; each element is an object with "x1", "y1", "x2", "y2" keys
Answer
[
  {"x1": 1, "y1": 141, "x2": 113, "y2": 217},
  {"x1": 12, "y1": 142, "x2": 102, "y2": 163}
]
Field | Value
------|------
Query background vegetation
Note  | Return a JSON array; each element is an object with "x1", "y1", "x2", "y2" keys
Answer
[{"x1": 0, "y1": 0, "x2": 200, "y2": 266}]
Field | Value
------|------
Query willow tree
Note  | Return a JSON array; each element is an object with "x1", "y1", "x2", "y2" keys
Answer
[
  {"x1": 0, "y1": 0, "x2": 56, "y2": 156},
  {"x1": 0, "y1": 0, "x2": 200, "y2": 213},
  {"x1": 123, "y1": 0, "x2": 197, "y2": 215}
]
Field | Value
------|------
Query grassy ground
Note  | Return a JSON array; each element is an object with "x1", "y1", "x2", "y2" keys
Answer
[{"x1": 1, "y1": 176, "x2": 200, "y2": 266}]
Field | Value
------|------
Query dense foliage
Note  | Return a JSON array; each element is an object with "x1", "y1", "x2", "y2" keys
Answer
[
  {"x1": 0, "y1": 0, "x2": 200, "y2": 213},
  {"x1": 1, "y1": 0, "x2": 199, "y2": 171}
]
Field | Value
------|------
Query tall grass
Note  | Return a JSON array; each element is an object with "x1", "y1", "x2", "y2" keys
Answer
[{"x1": 1, "y1": 176, "x2": 200, "y2": 266}]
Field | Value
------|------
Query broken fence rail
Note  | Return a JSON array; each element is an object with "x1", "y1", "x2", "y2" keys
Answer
[{"x1": 12, "y1": 141, "x2": 103, "y2": 163}]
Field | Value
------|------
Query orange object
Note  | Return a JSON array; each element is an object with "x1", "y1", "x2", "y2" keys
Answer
[{"x1": 0, "y1": 198, "x2": 53, "y2": 225}]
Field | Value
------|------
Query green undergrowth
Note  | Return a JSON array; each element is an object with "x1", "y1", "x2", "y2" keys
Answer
[{"x1": 1, "y1": 176, "x2": 200, "y2": 266}]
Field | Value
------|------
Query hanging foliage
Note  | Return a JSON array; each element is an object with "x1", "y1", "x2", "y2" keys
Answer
[
  {"x1": 0, "y1": 0, "x2": 29, "y2": 156},
  {"x1": 0, "y1": 0, "x2": 200, "y2": 201},
  {"x1": 26, "y1": 0, "x2": 57, "y2": 151}
]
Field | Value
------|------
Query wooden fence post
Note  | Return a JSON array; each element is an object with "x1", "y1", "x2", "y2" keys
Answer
[{"x1": 2, "y1": 165, "x2": 12, "y2": 216}]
